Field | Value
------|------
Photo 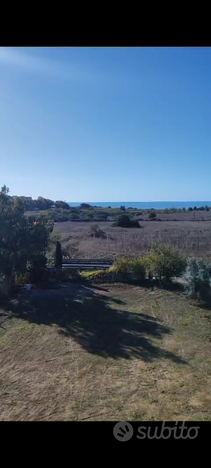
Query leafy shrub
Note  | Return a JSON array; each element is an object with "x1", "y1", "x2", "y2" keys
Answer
[
  {"x1": 46, "y1": 252, "x2": 55, "y2": 267},
  {"x1": 132, "y1": 259, "x2": 146, "y2": 281},
  {"x1": 89, "y1": 224, "x2": 106, "y2": 239},
  {"x1": 70, "y1": 213, "x2": 80, "y2": 220},
  {"x1": 113, "y1": 257, "x2": 146, "y2": 281},
  {"x1": 114, "y1": 257, "x2": 133, "y2": 274},
  {"x1": 113, "y1": 214, "x2": 140, "y2": 228},
  {"x1": 80, "y1": 248, "x2": 187, "y2": 285},
  {"x1": 61, "y1": 240, "x2": 79, "y2": 259},
  {"x1": 52, "y1": 268, "x2": 81, "y2": 282},
  {"x1": 145, "y1": 244, "x2": 187, "y2": 281},
  {"x1": 94, "y1": 212, "x2": 108, "y2": 220},
  {"x1": 149, "y1": 212, "x2": 157, "y2": 220},
  {"x1": 50, "y1": 230, "x2": 61, "y2": 244},
  {"x1": 83, "y1": 213, "x2": 94, "y2": 220},
  {"x1": 185, "y1": 258, "x2": 211, "y2": 300},
  {"x1": 80, "y1": 268, "x2": 117, "y2": 283},
  {"x1": 15, "y1": 271, "x2": 31, "y2": 284},
  {"x1": 81, "y1": 259, "x2": 146, "y2": 284},
  {"x1": 66, "y1": 270, "x2": 82, "y2": 282}
]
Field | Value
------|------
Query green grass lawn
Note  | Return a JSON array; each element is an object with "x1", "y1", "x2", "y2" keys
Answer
[{"x1": 0, "y1": 283, "x2": 210, "y2": 421}]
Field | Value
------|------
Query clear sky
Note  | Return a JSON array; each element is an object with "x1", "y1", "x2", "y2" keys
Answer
[{"x1": 0, "y1": 47, "x2": 211, "y2": 202}]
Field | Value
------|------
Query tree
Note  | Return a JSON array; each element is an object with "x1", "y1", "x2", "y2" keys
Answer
[
  {"x1": 55, "y1": 200, "x2": 70, "y2": 210},
  {"x1": 0, "y1": 186, "x2": 52, "y2": 293},
  {"x1": 55, "y1": 241, "x2": 62, "y2": 269},
  {"x1": 0, "y1": 187, "x2": 29, "y2": 292},
  {"x1": 26, "y1": 215, "x2": 52, "y2": 282},
  {"x1": 36, "y1": 197, "x2": 54, "y2": 210}
]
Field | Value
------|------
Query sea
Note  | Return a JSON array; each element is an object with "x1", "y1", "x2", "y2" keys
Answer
[{"x1": 68, "y1": 201, "x2": 211, "y2": 209}]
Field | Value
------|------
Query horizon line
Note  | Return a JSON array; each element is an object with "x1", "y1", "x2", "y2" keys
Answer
[{"x1": 67, "y1": 200, "x2": 211, "y2": 203}]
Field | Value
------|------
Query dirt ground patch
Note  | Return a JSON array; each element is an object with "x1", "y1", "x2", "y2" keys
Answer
[{"x1": 0, "y1": 283, "x2": 210, "y2": 421}]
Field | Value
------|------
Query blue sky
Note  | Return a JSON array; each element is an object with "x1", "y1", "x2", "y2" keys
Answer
[{"x1": 0, "y1": 47, "x2": 211, "y2": 202}]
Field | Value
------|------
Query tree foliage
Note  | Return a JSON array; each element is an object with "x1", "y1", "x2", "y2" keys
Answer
[
  {"x1": 185, "y1": 258, "x2": 211, "y2": 300},
  {"x1": 55, "y1": 200, "x2": 70, "y2": 210},
  {"x1": 0, "y1": 186, "x2": 52, "y2": 294}
]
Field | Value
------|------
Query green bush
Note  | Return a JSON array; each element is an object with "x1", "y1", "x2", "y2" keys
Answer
[
  {"x1": 149, "y1": 212, "x2": 157, "y2": 220},
  {"x1": 113, "y1": 214, "x2": 140, "y2": 228},
  {"x1": 15, "y1": 271, "x2": 31, "y2": 284},
  {"x1": 46, "y1": 252, "x2": 56, "y2": 267},
  {"x1": 89, "y1": 224, "x2": 106, "y2": 239},
  {"x1": 113, "y1": 258, "x2": 146, "y2": 281},
  {"x1": 132, "y1": 258, "x2": 146, "y2": 281},
  {"x1": 81, "y1": 259, "x2": 147, "y2": 284},
  {"x1": 81, "y1": 268, "x2": 117, "y2": 283},
  {"x1": 70, "y1": 213, "x2": 80, "y2": 220},
  {"x1": 114, "y1": 257, "x2": 133, "y2": 274},
  {"x1": 80, "y1": 248, "x2": 187, "y2": 285},
  {"x1": 145, "y1": 244, "x2": 187, "y2": 281}
]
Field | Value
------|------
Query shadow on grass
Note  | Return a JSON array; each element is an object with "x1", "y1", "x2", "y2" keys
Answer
[
  {"x1": 86, "y1": 278, "x2": 186, "y2": 294},
  {"x1": 86, "y1": 284, "x2": 109, "y2": 293},
  {"x1": 193, "y1": 301, "x2": 211, "y2": 313},
  {"x1": 3, "y1": 285, "x2": 186, "y2": 364}
]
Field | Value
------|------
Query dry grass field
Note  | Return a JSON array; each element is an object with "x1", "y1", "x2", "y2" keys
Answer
[
  {"x1": 54, "y1": 215, "x2": 211, "y2": 260},
  {"x1": 0, "y1": 283, "x2": 210, "y2": 421}
]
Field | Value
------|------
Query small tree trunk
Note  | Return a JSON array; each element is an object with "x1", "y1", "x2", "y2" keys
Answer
[
  {"x1": 55, "y1": 241, "x2": 62, "y2": 269},
  {"x1": 5, "y1": 271, "x2": 15, "y2": 296}
]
